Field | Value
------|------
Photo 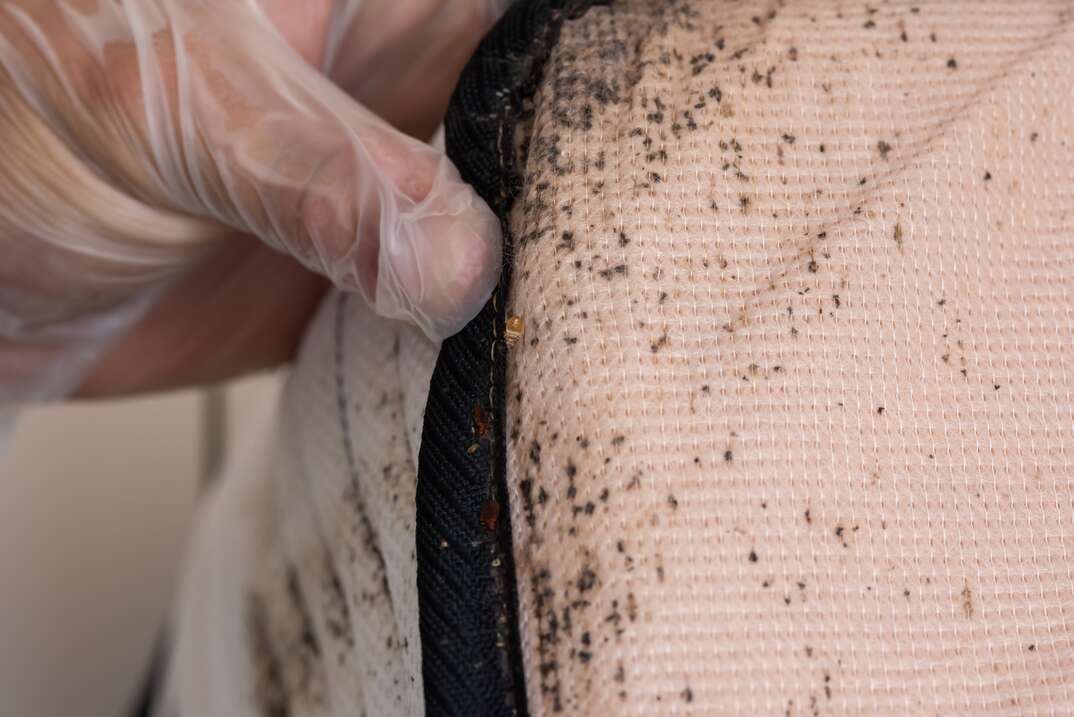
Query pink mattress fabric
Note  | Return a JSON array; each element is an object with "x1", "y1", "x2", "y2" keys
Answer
[{"x1": 504, "y1": 1, "x2": 1074, "y2": 714}]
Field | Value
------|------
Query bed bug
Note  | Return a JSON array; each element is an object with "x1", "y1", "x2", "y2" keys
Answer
[
  {"x1": 472, "y1": 402, "x2": 491, "y2": 438},
  {"x1": 504, "y1": 315, "x2": 525, "y2": 348},
  {"x1": 480, "y1": 499, "x2": 500, "y2": 532}
]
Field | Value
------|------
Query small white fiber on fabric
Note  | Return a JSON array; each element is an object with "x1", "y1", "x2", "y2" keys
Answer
[{"x1": 506, "y1": 1, "x2": 1074, "y2": 714}]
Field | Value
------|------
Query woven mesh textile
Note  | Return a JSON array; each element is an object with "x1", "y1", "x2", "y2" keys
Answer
[{"x1": 503, "y1": 1, "x2": 1074, "y2": 714}]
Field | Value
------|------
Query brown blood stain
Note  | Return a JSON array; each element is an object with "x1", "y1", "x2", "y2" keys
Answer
[{"x1": 480, "y1": 499, "x2": 501, "y2": 532}]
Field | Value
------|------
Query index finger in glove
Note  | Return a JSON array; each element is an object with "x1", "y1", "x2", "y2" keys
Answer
[{"x1": 0, "y1": 0, "x2": 503, "y2": 341}]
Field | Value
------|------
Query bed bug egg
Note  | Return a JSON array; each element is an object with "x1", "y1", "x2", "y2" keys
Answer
[{"x1": 505, "y1": 315, "x2": 525, "y2": 348}]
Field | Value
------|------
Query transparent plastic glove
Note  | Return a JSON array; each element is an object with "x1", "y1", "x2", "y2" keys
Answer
[{"x1": 0, "y1": 0, "x2": 504, "y2": 403}]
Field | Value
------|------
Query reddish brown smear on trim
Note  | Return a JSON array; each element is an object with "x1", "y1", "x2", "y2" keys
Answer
[
  {"x1": 480, "y1": 499, "x2": 501, "y2": 532},
  {"x1": 473, "y1": 403, "x2": 491, "y2": 438}
]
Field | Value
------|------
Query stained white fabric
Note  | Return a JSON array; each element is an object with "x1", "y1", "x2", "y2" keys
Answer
[
  {"x1": 505, "y1": 1, "x2": 1074, "y2": 714},
  {"x1": 159, "y1": 293, "x2": 436, "y2": 717}
]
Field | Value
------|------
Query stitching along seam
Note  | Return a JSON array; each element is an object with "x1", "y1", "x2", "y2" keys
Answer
[{"x1": 417, "y1": 2, "x2": 605, "y2": 715}]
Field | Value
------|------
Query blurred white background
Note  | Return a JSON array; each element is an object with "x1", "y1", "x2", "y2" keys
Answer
[{"x1": 0, "y1": 373, "x2": 282, "y2": 717}]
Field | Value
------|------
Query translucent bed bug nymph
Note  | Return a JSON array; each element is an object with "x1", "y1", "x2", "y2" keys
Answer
[{"x1": 504, "y1": 315, "x2": 525, "y2": 349}]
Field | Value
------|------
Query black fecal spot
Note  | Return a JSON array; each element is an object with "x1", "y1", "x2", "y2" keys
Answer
[
  {"x1": 588, "y1": 79, "x2": 618, "y2": 105},
  {"x1": 789, "y1": 46, "x2": 799, "y2": 61},
  {"x1": 558, "y1": 231, "x2": 575, "y2": 251},
  {"x1": 566, "y1": 461, "x2": 577, "y2": 479},
  {"x1": 782, "y1": 133, "x2": 796, "y2": 144},
  {"x1": 598, "y1": 264, "x2": 628, "y2": 280},
  {"x1": 877, "y1": 140, "x2": 892, "y2": 159},
  {"x1": 739, "y1": 195, "x2": 751, "y2": 212},
  {"x1": 947, "y1": 57, "x2": 958, "y2": 69},
  {"x1": 748, "y1": 550, "x2": 759, "y2": 563},
  {"x1": 246, "y1": 595, "x2": 289, "y2": 717},
  {"x1": 708, "y1": 85, "x2": 722, "y2": 101},
  {"x1": 983, "y1": 171, "x2": 992, "y2": 181},
  {"x1": 563, "y1": 336, "x2": 578, "y2": 345},
  {"x1": 682, "y1": 687, "x2": 694, "y2": 703},
  {"x1": 724, "y1": 450, "x2": 733, "y2": 462},
  {"x1": 650, "y1": 332, "x2": 670, "y2": 353},
  {"x1": 1028, "y1": 644, "x2": 1037, "y2": 651},
  {"x1": 667, "y1": 494, "x2": 679, "y2": 510},
  {"x1": 863, "y1": 19, "x2": 876, "y2": 29},
  {"x1": 877, "y1": 406, "x2": 885, "y2": 415},
  {"x1": 807, "y1": 258, "x2": 819, "y2": 273},
  {"x1": 690, "y1": 52, "x2": 715, "y2": 75},
  {"x1": 529, "y1": 440, "x2": 542, "y2": 466},
  {"x1": 519, "y1": 479, "x2": 536, "y2": 527},
  {"x1": 530, "y1": 568, "x2": 561, "y2": 710},
  {"x1": 1030, "y1": 132, "x2": 1039, "y2": 142},
  {"x1": 618, "y1": 230, "x2": 630, "y2": 246},
  {"x1": 611, "y1": 435, "x2": 626, "y2": 447},
  {"x1": 577, "y1": 568, "x2": 597, "y2": 592}
]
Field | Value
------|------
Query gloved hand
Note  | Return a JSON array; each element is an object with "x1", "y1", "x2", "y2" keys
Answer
[{"x1": 0, "y1": 0, "x2": 505, "y2": 403}]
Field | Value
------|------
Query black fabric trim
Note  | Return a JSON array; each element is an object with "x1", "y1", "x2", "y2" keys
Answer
[{"x1": 416, "y1": 2, "x2": 603, "y2": 715}]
